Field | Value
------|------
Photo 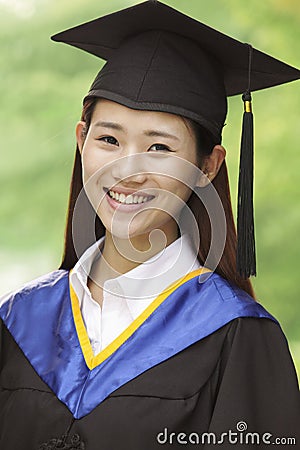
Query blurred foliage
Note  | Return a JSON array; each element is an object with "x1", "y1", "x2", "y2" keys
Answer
[{"x1": 0, "y1": 0, "x2": 299, "y2": 372}]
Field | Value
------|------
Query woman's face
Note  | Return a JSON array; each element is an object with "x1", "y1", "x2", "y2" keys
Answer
[{"x1": 76, "y1": 99, "x2": 200, "y2": 242}]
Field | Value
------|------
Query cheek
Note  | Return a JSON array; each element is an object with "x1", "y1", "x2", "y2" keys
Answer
[
  {"x1": 81, "y1": 146, "x2": 116, "y2": 185},
  {"x1": 160, "y1": 178, "x2": 192, "y2": 203},
  {"x1": 80, "y1": 148, "x2": 109, "y2": 212},
  {"x1": 174, "y1": 182, "x2": 193, "y2": 202},
  {"x1": 153, "y1": 179, "x2": 192, "y2": 222},
  {"x1": 82, "y1": 149, "x2": 102, "y2": 178},
  {"x1": 155, "y1": 154, "x2": 199, "y2": 192}
]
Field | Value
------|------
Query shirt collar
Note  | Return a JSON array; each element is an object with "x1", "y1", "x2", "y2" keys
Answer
[
  {"x1": 72, "y1": 234, "x2": 200, "y2": 303},
  {"x1": 107, "y1": 234, "x2": 200, "y2": 300},
  {"x1": 72, "y1": 237, "x2": 105, "y2": 287}
]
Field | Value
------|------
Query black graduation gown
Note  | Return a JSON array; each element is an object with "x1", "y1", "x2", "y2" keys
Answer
[{"x1": 0, "y1": 270, "x2": 299, "y2": 449}]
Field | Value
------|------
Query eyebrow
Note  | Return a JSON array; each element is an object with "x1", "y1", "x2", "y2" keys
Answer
[
  {"x1": 144, "y1": 130, "x2": 179, "y2": 141},
  {"x1": 93, "y1": 121, "x2": 180, "y2": 141},
  {"x1": 94, "y1": 121, "x2": 124, "y2": 131}
]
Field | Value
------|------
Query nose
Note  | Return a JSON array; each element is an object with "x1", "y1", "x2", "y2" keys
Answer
[{"x1": 111, "y1": 154, "x2": 148, "y2": 184}]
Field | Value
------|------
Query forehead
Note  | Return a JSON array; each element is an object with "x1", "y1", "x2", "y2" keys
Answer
[{"x1": 91, "y1": 99, "x2": 193, "y2": 135}]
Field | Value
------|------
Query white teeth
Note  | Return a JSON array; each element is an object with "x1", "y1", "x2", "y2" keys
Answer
[
  {"x1": 119, "y1": 193, "x2": 126, "y2": 203},
  {"x1": 125, "y1": 195, "x2": 133, "y2": 204},
  {"x1": 108, "y1": 190, "x2": 152, "y2": 205}
]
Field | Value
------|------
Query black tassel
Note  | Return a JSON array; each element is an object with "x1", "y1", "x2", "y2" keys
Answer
[{"x1": 237, "y1": 90, "x2": 256, "y2": 278}]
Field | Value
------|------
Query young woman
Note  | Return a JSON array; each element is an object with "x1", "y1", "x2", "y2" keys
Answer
[{"x1": 0, "y1": 2, "x2": 299, "y2": 449}]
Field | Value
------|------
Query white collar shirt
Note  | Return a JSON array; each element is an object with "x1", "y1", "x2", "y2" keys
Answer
[{"x1": 70, "y1": 234, "x2": 200, "y2": 355}]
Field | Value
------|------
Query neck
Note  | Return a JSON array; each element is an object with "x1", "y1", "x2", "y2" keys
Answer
[{"x1": 90, "y1": 221, "x2": 179, "y2": 286}]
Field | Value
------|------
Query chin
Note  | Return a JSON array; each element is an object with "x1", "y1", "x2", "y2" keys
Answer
[
  {"x1": 98, "y1": 208, "x2": 176, "y2": 241},
  {"x1": 99, "y1": 216, "x2": 144, "y2": 240},
  {"x1": 113, "y1": 225, "x2": 150, "y2": 240}
]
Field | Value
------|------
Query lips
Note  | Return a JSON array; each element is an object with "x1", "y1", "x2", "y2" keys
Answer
[{"x1": 103, "y1": 187, "x2": 155, "y2": 206}]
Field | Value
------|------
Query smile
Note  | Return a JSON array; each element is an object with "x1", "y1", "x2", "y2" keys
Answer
[{"x1": 104, "y1": 188, "x2": 155, "y2": 206}]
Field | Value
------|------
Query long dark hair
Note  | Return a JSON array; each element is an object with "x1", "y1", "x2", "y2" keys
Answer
[{"x1": 60, "y1": 97, "x2": 254, "y2": 298}]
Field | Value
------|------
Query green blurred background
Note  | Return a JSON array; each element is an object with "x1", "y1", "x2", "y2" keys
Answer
[{"x1": 0, "y1": 0, "x2": 299, "y2": 376}]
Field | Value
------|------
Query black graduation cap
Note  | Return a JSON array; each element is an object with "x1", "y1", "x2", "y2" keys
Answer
[{"x1": 51, "y1": 0, "x2": 300, "y2": 278}]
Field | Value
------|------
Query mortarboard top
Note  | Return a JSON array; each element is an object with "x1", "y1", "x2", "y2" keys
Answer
[
  {"x1": 51, "y1": 0, "x2": 300, "y2": 141},
  {"x1": 51, "y1": 0, "x2": 300, "y2": 278},
  {"x1": 50, "y1": 0, "x2": 300, "y2": 93}
]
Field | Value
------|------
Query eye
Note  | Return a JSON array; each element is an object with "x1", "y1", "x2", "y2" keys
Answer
[
  {"x1": 98, "y1": 136, "x2": 119, "y2": 146},
  {"x1": 149, "y1": 143, "x2": 173, "y2": 152}
]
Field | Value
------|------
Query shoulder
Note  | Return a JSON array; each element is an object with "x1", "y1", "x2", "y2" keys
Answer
[
  {"x1": 219, "y1": 316, "x2": 300, "y2": 401},
  {"x1": 194, "y1": 271, "x2": 278, "y2": 324},
  {"x1": 225, "y1": 315, "x2": 285, "y2": 346},
  {"x1": 0, "y1": 270, "x2": 69, "y2": 314},
  {"x1": 220, "y1": 315, "x2": 296, "y2": 379},
  {"x1": 202, "y1": 271, "x2": 260, "y2": 305}
]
